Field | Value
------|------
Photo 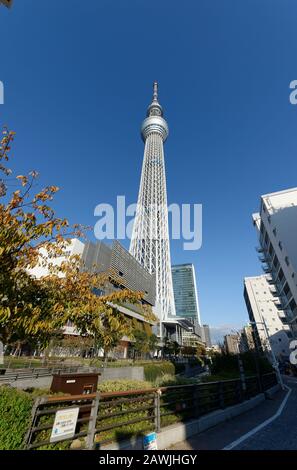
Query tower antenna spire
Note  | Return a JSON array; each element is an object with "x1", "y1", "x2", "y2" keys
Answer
[{"x1": 153, "y1": 81, "x2": 158, "y2": 101}]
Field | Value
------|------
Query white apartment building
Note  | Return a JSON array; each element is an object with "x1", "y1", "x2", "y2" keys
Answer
[
  {"x1": 244, "y1": 275, "x2": 292, "y2": 362},
  {"x1": 253, "y1": 187, "x2": 297, "y2": 335},
  {"x1": 27, "y1": 238, "x2": 85, "y2": 279}
]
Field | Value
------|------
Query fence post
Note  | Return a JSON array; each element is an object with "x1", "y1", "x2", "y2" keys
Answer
[
  {"x1": 24, "y1": 396, "x2": 45, "y2": 449},
  {"x1": 219, "y1": 382, "x2": 225, "y2": 409},
  {"x1": 237, "y1": 379, "x2": 243, "y2": 402},
  {"x1": 194, "y1": 385, "x2": 200, "y2": 418},
  {"x1": 86, "y1": 392, "x2": 100, "y2": 450},
  {"x1": 154, "y1": 390, "x2": 161, "y2": 433}
]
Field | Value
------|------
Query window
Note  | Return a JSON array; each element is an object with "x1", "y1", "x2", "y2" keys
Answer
[
  {"x1": 273, "y1": 255, "x2": 279, "y2": 269},
  {"x1": 273, "y1": 228, "x2": 277, "y2": 237},
  {"x1": 278, "y1": 241, "x2": 283, "y2": 251},
  {"x1": 285, "y1": 256, "x2": 290, "y2": 266},
  {"x1": 283, "y1": 283, "x2": 291, "y2": 298}
]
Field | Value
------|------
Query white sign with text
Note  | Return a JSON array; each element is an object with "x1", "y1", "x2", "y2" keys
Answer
[{"x1": 50, "y1": 407, "x2": 79, "y2": 443}]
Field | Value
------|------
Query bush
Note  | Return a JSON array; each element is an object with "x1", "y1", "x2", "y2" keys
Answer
[
  {"x1": 143, "y1": 361, "x2": 175, "y2": 382},
  {"x1": 154, "y1": 374, "x2": 197, "y2": 387},
  {"x1": 98, "y1": 379, "x2": 151, "y2": 392},
  {"x1": 211, "y1": 351, "x2": 273, "y2": 376},
  {"x1": 0, "y1": 386, "x2": 33, "y2": 449},
  {"x1": 95, "y1": 380, "x2": 154, "y2": 445},
  {"x1": 173, "y1": 362, "x2": 186, "y2": 374}
]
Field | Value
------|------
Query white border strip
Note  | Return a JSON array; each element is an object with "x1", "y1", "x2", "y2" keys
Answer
[{"x1": 223, "y1": 386, "x2": 292, "y2": 450}]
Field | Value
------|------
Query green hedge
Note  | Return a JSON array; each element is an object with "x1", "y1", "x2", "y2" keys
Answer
[
  {"x1": 211, "y1": 351, "x2": 273, "y2": 376},
  {"x1": 173, "y1": 362, "x2": 186, "y2": 374},
  {"x1": 0, "y1": 386, "x2": 33, "y2": 450},
  {"x1": 143, "y1": 361, "x2": 175, "y2": 382},
  {"x1": 99, "y1": 379, "x2": 151, "y2": 392}
]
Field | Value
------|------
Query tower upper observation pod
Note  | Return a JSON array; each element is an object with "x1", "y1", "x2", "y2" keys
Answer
[{"x1": 141, "y1": 82, "x2": 169, "y2": 142}]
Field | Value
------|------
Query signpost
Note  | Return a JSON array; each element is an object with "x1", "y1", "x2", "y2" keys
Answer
[{"x1": 50, "y1": 407, "x2": 79, "y2": 443}]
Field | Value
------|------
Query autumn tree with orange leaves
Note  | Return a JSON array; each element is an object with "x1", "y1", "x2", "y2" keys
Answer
[{"x1": 0, "y1": 128, "x2": 154, "y2": 355}]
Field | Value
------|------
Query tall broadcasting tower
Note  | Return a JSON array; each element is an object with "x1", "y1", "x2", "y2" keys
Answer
[{"x1": 130, "y1": 82, "x2": 176, "y2": 321}]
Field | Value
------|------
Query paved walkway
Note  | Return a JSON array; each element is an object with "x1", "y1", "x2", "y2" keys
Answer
[{"x1": 170, "y1": 377, "x2": 297, "y2": 450}]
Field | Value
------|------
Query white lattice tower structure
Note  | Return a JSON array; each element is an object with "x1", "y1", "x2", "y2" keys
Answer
[{"x1": 130, "y1": 82, "x2": 176, "y2": 320}]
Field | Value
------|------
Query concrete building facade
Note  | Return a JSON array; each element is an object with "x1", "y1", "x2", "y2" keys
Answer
[
  {"x1": 224, "y1": 334, "x2": 239, "y2": 355},
  {"x1": 200, "y1": 324, "x2": 212, "y2": 348},
  {"x1": 244, "y1": 275, "x2": 292, "y2": 362},
  {"x1": 28, "y1": 239, "x2": 156, "y2": 359},
  {"x1": 253, "y1": 188, "x2": 297, "y2": 335},
  {"x1": 239, "y1": 325, "x2": 255, "y2": 353}
]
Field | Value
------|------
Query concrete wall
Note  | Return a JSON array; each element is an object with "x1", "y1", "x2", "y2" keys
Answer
[
  {"x1": 100, "y1": 366, "x2": 144, "y2": 382},
  {"x1": 6, "y1": 376, "x2": 52, "y2": 390},
  {"x1": 1, "y1": 366, "x2": 144, "y2": 390}
]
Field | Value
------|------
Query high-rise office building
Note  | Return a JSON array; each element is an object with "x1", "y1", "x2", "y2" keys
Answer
[
  {"x1": 224, "y1": 334, "x2": 239, "y2": 355},
  {"x1": 172, "y1": 264, "x2": 201, "y2": 326},
  {"x1": 253, "y1": 188, "x2": 297, "y2": 335},
  {"x1": 201, "y1": 324, "x2": 212, "y2": 348},
  {"x1": 244, "y1": 275, "x2": 292, "y2": 361},
  {"x1": 130, "y1": 83, "x2": 175, "y2": 321}
]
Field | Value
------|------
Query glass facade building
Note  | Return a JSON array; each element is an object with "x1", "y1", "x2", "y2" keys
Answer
[{"x1": 171, "y1": 264, "x2": 201, "y2": 326}]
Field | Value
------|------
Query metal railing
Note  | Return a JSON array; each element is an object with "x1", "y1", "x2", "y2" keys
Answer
[
  {"x1": 0, "y1": 366, "x2": 92, "y2": 383},
  {"x1": 24, "y1": 372, "x2": 277, "y2": 450}
]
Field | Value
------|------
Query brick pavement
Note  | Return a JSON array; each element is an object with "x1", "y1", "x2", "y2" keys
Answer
[{"x1": 169, "y1": 377, "x2": 296, "y2": 450}]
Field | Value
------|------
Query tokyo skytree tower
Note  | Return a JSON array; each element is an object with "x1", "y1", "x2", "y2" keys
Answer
[{"x1": 130, "y1": 82, "x2": 176, "y2": 320}]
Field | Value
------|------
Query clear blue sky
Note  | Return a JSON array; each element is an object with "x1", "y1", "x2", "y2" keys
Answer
[{"x1": 1, "y1": 0, "x2": 297, "y2": 341}]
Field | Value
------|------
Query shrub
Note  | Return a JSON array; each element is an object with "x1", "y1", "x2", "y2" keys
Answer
[
  {"x1": 143, "y1": 361, "x2": 175, "y2": 382},
  {"x1": 211, "y1": 351, "x2": 273, "y2": 376},
  {"x1": 173, "y1": 362, "x2": 186, "y2": 374},
  {"x1": 154, "y1": 374, "x2": 197, "y2": 387},
  {"x1": 98, "y1": 379, "x2": 151, "y2": 393},
  {"x1": 0, "y1": 386, "x2": 33, "y2": 449},
  {"x1": 96, "y1": 380, "x2": 154, "y2": 445}
]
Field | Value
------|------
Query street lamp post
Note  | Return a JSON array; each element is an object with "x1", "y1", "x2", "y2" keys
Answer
[
  {"x1": 249, "y1": 320, "x2": 285, "y2": 390},
  {"x1": 231, "y1": 330, "x2": 246, "y2": 394}
]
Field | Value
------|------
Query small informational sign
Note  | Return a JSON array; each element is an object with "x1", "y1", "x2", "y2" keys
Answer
[
  {"x1": 50, "y1": 407, "x2": 79, "y2": 443},
  {"x1": 143, "y1": 432, "x2": 158, "y2": 450}
]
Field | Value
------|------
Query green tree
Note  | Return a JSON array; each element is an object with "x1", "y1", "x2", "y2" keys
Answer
[
  {"x1": 0, "y1": 128, "x2": 153, "y2": 353},
  {"x1": 164, "y1": 339, "x2": 180, "y2": 357},
  {"x1": 132, "y1": 329, "x2": 150, "y2": 360},
  {"x1": 148, "y1": 333, "x2": 159, "y2": 356}
]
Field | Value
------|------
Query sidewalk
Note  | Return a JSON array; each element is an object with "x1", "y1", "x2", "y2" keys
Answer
[{"x1": 169, "y1": 381, "x2": 291, "y2": 450}]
